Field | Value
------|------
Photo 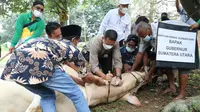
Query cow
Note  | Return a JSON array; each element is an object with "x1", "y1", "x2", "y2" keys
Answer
[{"x1": 0, "y1": 65, "x2": 145, "y2": 112}]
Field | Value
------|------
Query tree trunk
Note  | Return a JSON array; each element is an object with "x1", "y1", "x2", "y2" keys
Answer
[
  {"x1": 148, "y1": 0, "x2": 157, "y2": 22},
  {"x1": 162, "y1": 95, "x2": 200, "y2": 112},
  {"x1": 59, "y1": 11, "x2": 68, "y2": 26}
]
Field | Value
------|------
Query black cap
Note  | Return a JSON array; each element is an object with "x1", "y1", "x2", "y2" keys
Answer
[
  {"x1": 161, "y1": 12, "x2": 170, "y2": 21},
  {"x1": 161, "y1": 12, "x2": 168, "y2": 17},
  {"x1": 126, "y1": 35, "x2": 138, "y2": 44},
  {"x1": 33, "y1": 0, "x2": 44, "y2": 6},
  {"x1": 61, "y1": 25, "x2": 82, "y2": 40},
  {"x1": 135, "y1": 16, "x2": 149, "y2": 25}
]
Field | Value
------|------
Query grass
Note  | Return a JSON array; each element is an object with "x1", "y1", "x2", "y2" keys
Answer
[{"x1": 91, "y1": 100, "x2": 126, "y2": 112}]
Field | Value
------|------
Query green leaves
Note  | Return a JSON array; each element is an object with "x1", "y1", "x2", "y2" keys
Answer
[{"x1": 69, "y1": 0, "x2": 116, "y2": 40}]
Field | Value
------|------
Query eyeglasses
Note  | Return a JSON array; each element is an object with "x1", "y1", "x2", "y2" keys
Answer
[{"x1": 35, "y1": 6, "x2": 44, "y2": 12}]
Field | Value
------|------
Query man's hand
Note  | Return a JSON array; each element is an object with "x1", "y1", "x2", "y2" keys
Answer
[
  {"x1": 95, "y1": 78, "x2": 106, "y2": 86},
  {"x1": 76, "y1": 79, "x2": 85, "y2": 86},
  {"x1": 82, "y1": 73, "x2": 94, "y2": 83},
  {"x1": 9, "y1": 46, "x2": 15, "y2": 53},
  {"x1": 73, "y1": 77, "x2": 85, "y2": 86},
  {"x1": 104, "y1": 72, "x2": 113, "y2": 81},
  {"x1": 190, "y1": 23, "x2": 199, "y2": 30},
  {"x1": 111, "y1": 76, "x2": 123, "y2": 86}
]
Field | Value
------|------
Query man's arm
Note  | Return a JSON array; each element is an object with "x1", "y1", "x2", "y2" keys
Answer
[
  {"x1": 65, "y1": 61, "x2": 79, "y2": 71},
  {"x1": 176, "y1": 0, "x2": 181, "y2": 13},
  {"x1": 69, "y1": 74, "x2": 85, "y2": 86},
  {"x1": 131, "y1": 38, "x2": 149, "y2": 71},
  {"x1": 113, "y1": 43, "x2": 122, "y2": 76},
  {"x1": 131, "y1": 52, "x2": 144, "y2": 71},
  {"x1": 190, "y1": 19, "x2": 200, "y2": 30},
  {"x1": 115, "y1": 67, "x2": 122, "y2": 77},
  {"x1": 124, "y1": 18, "x2": 131, "y2": 40},
  {"x1": 94, "y1": 70, "x2": 107, "y2": 79},
  {"x1": 10, "y1": 15, "x2": 24, "y2": 47},
  {"x1": 143, "y1": 52, "x2": 149, "y2": 71},
  {"x1": 24, "y1": 20, "x2": 45, "y2": 43},
  {"x1": 89, "y1": 38, "x2": 107, "y2": 79},
  {"x1": 98, "y1": 11, "x2": 111, "y2": 35}
]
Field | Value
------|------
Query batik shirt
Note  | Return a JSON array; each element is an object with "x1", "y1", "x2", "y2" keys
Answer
[{"x1": 1, "y1": 38, "x2": 87, "y2": 85}]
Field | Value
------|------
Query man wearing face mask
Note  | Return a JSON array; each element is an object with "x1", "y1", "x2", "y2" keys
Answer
[
  {"x1": 130, "y1": 22, "x2": 157, "y2": 82},
  {"x1": 82, "y1": 30, "x2": 122, "y2": 85},
  {"x1": 120, "y1": 35, "x2": 139, "y2": 72},
  {"x1": 9, "y1": 0, "x2": 45, "y2": 53},
  {"x1": 98, "y1": 0, "x2": 131, "y2": 47}
]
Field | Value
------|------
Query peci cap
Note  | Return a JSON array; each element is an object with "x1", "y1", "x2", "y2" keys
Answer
[
  {"x1": 119, "y1": 0, "x2": 131, "y2": 4},
  {"x1": 33, "y1": 0, "x2": 44, "y2": 6},
  {"x1": 61, "y1": 24, "x2": 82, "y2": 40}
]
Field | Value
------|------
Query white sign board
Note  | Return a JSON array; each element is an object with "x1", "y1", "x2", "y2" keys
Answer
[{"x1": 156, "y1": 27, "x2": 196, "y2": 63}]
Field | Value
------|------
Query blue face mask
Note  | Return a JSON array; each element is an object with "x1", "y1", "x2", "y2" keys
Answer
[
  {"x1": 143, "y1": 35, "x2": 152, "y2": 42},
  {"x1": 126, "y1": 46, "x2": 135, "y2": 52}
]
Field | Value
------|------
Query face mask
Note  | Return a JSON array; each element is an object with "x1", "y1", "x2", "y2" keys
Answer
[
  {"x1": 103, "y1": 43, "x2": 113, "y2": 50},
  {"x1": 126, "y1": 46, "x2": 135, "y2": 52},
  {"x1": 33, "y1": 9, "x2": 42, "y2": 18},
  {"x1": 120, "y1": 6, "x2": 128, "y2": 14},
  {"x1": 143, "y1": 35, "x2": 152, "y2": 42}
]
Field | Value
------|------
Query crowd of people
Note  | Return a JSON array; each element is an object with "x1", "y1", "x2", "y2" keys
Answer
[{"x1": 1, "y1": 0, "x2": 200, "y2": 112}]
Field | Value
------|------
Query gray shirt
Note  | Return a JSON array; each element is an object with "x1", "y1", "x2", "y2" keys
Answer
[
  {"x1": 84, "y1": 36, "x2": 122, "y2": 73},
  {"x1": 138, "y1": 23, "x2": 157, "y2": 53}
]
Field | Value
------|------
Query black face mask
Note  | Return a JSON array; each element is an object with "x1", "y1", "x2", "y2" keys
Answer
[{"x1": 161, "y1": 17, "x2": 169, "y2": 21}]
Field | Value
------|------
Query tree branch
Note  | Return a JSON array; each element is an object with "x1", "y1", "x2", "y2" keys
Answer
[
  {"x1": 156, "y1": 0, "x2": 164, "y2": 4},
  {"x1": 53, "y1": 0, "x2": 66, "y2": 11},
  {"x1": 50, "y1": 9, "x2": 59, "y2": 15}
]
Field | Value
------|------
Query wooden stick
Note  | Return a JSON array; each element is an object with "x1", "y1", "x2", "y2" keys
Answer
[
  {"x1": 0, "y1": 52, "x2": 10, "y2": 62},
  {"x1": 0, "y1": 43, "x2": 22, "y2": 62},
  {"x1": 107, "y1": 71, "x2": 111, "y2": 103}
]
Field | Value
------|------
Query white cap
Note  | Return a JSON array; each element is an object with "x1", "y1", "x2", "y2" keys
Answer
[{"x1": 119, "y1": 0, "x2": 131, "y2": 4}]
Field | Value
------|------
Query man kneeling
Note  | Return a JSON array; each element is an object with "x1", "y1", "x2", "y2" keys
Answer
[{"x1": 82, "y1": 30, "x2": 123, "y2": 86}]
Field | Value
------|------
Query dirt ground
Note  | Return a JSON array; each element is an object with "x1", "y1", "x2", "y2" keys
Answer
[{"x1": 91, "y1": 70, "x2": 200, "y2": 112}]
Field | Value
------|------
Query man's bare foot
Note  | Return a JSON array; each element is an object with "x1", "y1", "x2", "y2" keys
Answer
[
  {"x1": 161, "y1": 87, "x2": 176, "y2": 95},
  {"x1": 173, "y1": 94, "x2": 185, "y2": 101}
]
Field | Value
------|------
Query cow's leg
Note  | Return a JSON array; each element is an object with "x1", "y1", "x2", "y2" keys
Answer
[
  {"x1": 120, "y1": 93, "x2": 141, "y2": 107},
  {"x1": 25, "y1": 95, "x2": 41, "y2": 112}
]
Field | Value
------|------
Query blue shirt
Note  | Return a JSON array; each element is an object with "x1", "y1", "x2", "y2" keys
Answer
[
  {"x1": 120, "y1": 46, "x2": 138, "y2": 66},
  {"x1": 179, "y1": 6, "x2": 195, "y2": 25}
]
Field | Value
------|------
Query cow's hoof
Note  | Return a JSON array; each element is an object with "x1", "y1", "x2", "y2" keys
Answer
[{"x1": 122, "y1": 93, "x2": 141, "y2": 107}]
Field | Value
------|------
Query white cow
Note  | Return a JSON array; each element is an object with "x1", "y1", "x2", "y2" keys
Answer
[{"x1": 0, "y1": 65, "x2": 145, "y2": 112}]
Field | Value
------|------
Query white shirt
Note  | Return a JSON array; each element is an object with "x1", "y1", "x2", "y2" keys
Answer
[
  {"x1": 98, "y1": 8, "x2": 131, "y2": 41},
  {"x1": 131, "y1": 22, "x2": 137, "y2": 35},
  {"x1": 179, "y1": 5, "x2": 195, "y2": 25}
]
